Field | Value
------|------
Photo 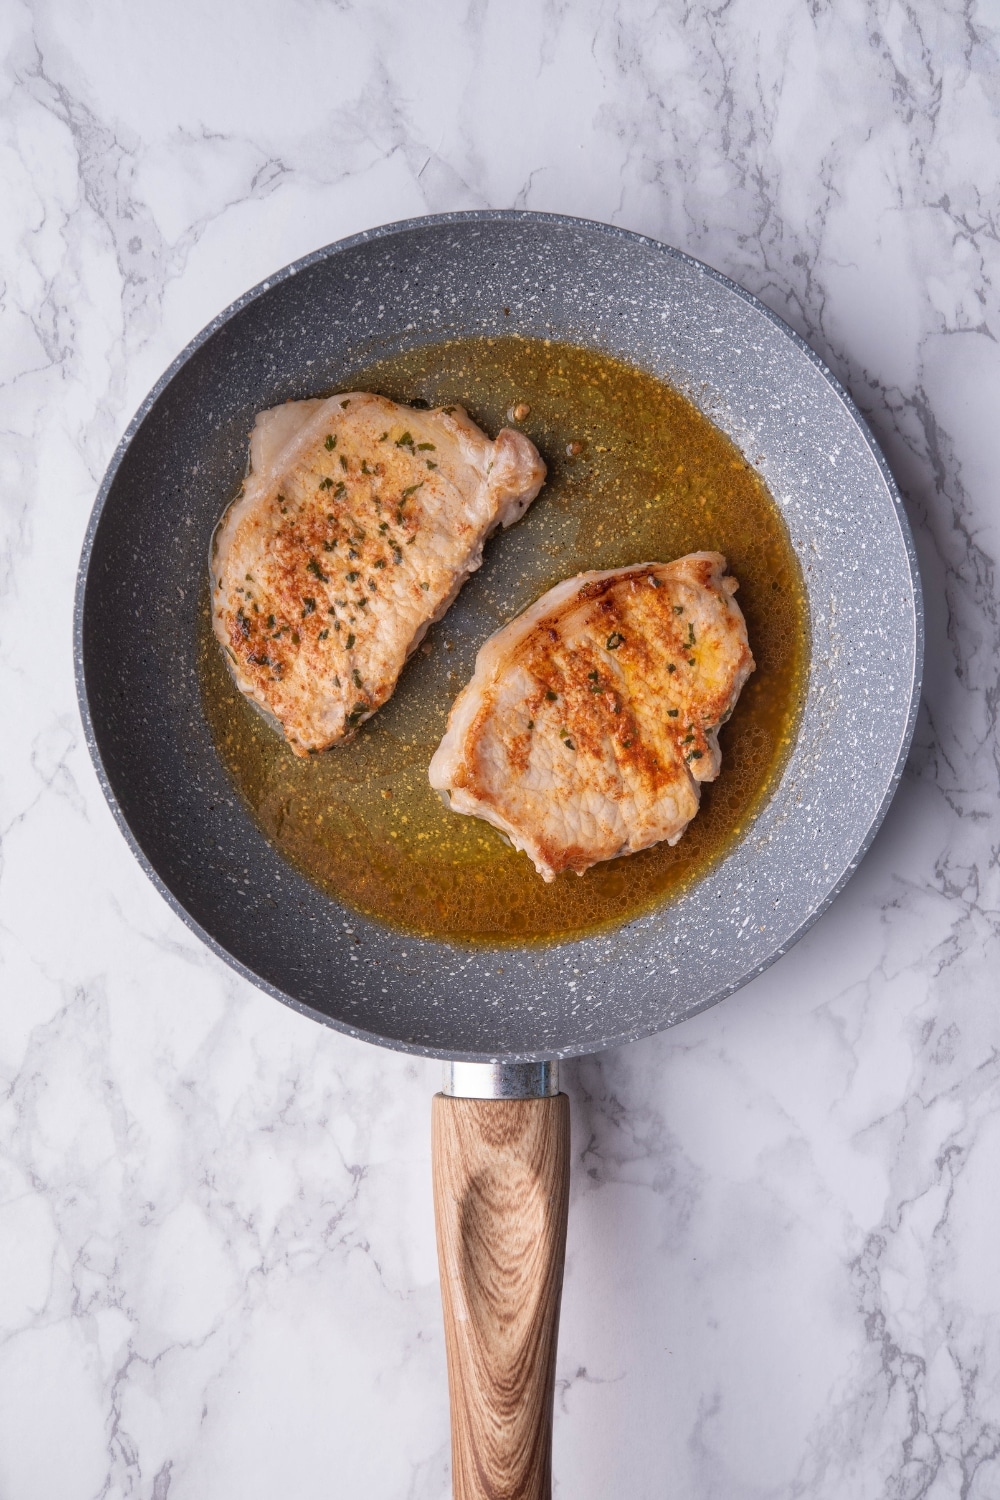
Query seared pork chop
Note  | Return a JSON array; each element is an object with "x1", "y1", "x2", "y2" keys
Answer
[
  {"x1": 428, "y1": 553, "x2": 754, "y2": 880},
  {"x1": 212, "y1": 394, "x2": 546, "y2": 755}
]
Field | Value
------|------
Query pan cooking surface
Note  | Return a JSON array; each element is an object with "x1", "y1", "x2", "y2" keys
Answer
[
  {"x1": 76, "y1": 213, "x2": 921, "y2": 1059},
  {"x1": 199, "y1": 336, "x2": 808, "y2": 942}
]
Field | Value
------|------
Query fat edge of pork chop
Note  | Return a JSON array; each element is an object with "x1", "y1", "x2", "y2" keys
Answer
[
  {"x1": 428, "y1": 552, "x2": 755, "y2": 881},
  {"x1": 211, "y1": 393, "x2": 546, "y2": 755}
]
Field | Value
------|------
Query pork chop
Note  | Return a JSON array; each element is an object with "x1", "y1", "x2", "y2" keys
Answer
[
  {"x1": 428, "y1": 553, "x2": 754, "y2": 880},
  {"x1": 211, "y1": 393, "x2": 546, "y2": 755}
]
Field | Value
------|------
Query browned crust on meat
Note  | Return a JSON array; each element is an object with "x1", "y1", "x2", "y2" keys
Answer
[
  {"x1": 438, "y1": 556, "x2": 753, "y2": 877},
  {"x1": 213, "y1": 396, "x2": 545, "y2": 755},
  {"x1": 216, "y1": 427, "x2": 430, "y2": 736}
]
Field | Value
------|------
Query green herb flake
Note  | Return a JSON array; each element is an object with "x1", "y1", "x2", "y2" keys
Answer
[
  {"x1": 318, "y1": 477, "x2": 333, "y2": 491},
  {"x1": 352, "y1": 668, "x2": 363, "y2": 689},
  {"x1": 324, "y1": 434, "x2": 336, "y2": 450},
  {"x1": 302, "y1": 597, "x2": 316, "y2": 615},
  {"x1": 674, "y1": 604, "x2": 684, "y2": 614},
  {"x1": 667, "y1": 708, "x2": 679, "y2": 717},
  {"x1": 340, "y1": 455, "x2": 348, "y2": 471},
  {"x1": 374, "y1": 558, "x2": 386, "y2": 569},
  {"x1": 606, "y1": 632, "x2": 625, "y2": 650},
  {"x1": 667, "y1": 663, "x2": 676, "y2": 674},
  {"x1": 306, "y1": 557, "x2": 328, "y2": 581},
  {"x1": 319, "y1": 628, "x2": 329, "y2": 640},
  {"x1": 335, "y1": 482, "x2": 347, "y2": 498},
  {"x1": 426, "y1": 460, "x2": 438, "y2": 470},
  {"x1": 395, "y1": 431, "x2": 414, "y2": 448},
  {"x1": 687, "y1": 749, "x2": 703, "y2": 761},
  {"x1": 346, "y1": 632, "x2": 356, "y2": 649},
  {"x1": 346, "y1": 571, "x2": 359, "y2": 583},
  {"x1": 401, "y1": 481, "x2": 424, "y2": 499},
  {"x1": 688, "y1": 623, "x2": 696, "y2": 645},
  {"x1": 291, "y1": 631, "x2": 300, "y2": 645},
  {"x1": 267, "y1": 614, "x2": 276, "y2": 628},
  {"x1": 416, "y1": 442, "x2": 436, "y2": 451},
  {"x1": 545, "y1": 689, "x2": 558, "y2": 702}
]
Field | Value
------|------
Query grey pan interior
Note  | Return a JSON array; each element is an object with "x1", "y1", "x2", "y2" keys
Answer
[{"x1": 75, "y1": 212, "x2": 922, "y2": 1062}]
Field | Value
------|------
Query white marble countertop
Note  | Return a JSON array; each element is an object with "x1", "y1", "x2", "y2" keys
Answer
[{"x1": 3, "y1": 3, "x2": 999, "y2": 1496}]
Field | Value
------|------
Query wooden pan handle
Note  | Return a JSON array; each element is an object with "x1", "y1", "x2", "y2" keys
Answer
[{"x1": 432, "y1": 1093, "x2": 571, "y2": 1500}]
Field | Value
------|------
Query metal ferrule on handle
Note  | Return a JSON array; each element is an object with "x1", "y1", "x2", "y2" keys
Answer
[{"x1": 443, "y1": 1060, "x2": 560, "y2": 1099}]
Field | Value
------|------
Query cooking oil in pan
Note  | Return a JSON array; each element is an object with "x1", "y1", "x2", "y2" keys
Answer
[{"x1": 199, "y1": 337, "x2": 808, "y2": 944}]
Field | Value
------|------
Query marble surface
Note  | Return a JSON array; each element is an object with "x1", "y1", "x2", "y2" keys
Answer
[{"x1": 2, "y1": 1, "x2": 999, "y2": 1495}]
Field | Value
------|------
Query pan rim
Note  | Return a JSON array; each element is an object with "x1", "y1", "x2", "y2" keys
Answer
[{"x1": 74, "y1": 209, "x2": 924, "y2": 1062}]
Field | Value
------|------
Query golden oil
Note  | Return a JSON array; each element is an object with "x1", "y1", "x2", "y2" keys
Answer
[{"x1": 199, "y1": 337, "x2": 808, "y2": 944}]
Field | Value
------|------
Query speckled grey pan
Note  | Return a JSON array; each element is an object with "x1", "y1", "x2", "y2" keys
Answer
[{"x1": 75, "y1": 211, "x2": 922, "y2": 1062}]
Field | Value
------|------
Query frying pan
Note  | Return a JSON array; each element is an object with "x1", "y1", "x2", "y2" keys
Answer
[{"x1": 75, "y1": 211, "x2": 922, "y2": 1498}]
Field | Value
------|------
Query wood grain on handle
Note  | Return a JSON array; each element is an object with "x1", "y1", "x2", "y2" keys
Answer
[{"x1": 432, "y1": 1094, "x2": 571, "y2": 1500}]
